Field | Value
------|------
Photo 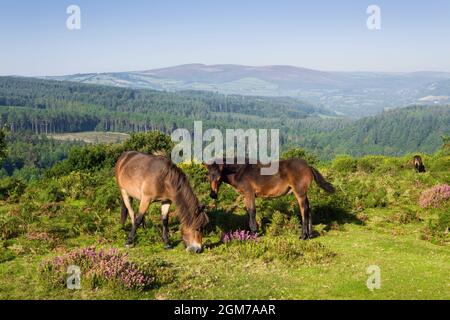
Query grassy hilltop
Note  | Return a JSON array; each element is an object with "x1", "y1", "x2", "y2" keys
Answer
[{"x1": 0, "y1": 132, "x2": 449, "y2": 299}]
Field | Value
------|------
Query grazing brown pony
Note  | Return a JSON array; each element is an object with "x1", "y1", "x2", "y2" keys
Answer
[
  {"x1": 204, "y1": 158, "x2": 335, "y2": 240},
  {"x1": 414, "y1": 155, "x2": 426, "y2": 173},
  {"x1": 115, "y1": 151, "x2": 208, "y2": 253}
]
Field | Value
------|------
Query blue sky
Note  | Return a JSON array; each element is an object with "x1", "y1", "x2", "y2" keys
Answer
[{"x1": 0, "y1": 0, "x2": 449, "y2": 76}]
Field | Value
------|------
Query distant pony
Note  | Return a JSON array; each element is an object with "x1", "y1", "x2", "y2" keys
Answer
[{"x1": 414, "y1": 155, "x2": 426, "y2": 173}]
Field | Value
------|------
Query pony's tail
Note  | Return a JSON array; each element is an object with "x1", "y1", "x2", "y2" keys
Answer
[
  {"x1": 120, "y1": 200, "x2": 128, "y2": 226},
  {"x1": 310, "y1": 167, "x2": 335, "y2": 194}
]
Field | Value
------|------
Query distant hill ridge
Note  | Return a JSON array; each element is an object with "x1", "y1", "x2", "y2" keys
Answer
[{"x1": 45, "y1": 64, "x2": 450, "y2": 117}]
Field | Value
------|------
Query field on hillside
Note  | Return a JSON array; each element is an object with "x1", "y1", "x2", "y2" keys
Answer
[
  {"x1": 48, "y1": 132, "x2": 130, "y2": 144},
  {"x1": 0, "y1": 134, "x2": 449, "y2": 300}
]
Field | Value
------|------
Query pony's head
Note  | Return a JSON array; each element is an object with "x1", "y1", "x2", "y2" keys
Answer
[
  {"x1": 203, "y1": 163, "x2": 224, "y2": 199},
  {"x1": 182, "y1": 204, "x2": 209, "y2": 253}
]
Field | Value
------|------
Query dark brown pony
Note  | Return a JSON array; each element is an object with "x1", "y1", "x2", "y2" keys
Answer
[
  {"x1": 115, "y1": 151, "x2": 208, "y2": 253},
  {"x1": 204, "y1": 158, "x2": 335, "y2": 240},
  {"x1": 414, "y1": 155, "x2": 426, "y2": 173}
]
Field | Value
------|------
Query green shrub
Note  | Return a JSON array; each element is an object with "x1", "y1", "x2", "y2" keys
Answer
[
  {"x1": 89, "y1": 177, "x2": 120, "y2": 210},
  {"x1": 364, "y1": 188, "x2": 388, "y2": 208},
  {"x1": 422, "y1": 204, "x2": 450, "y2": 245},
  {"x1": 282, "y1": 148, "x2": 319, "y2": 166},
  {"x1": 266, "y1": 211, "x2": 286, "y2": 237},
  {"x1": 39, "y1": 180, "x2": 66, "y2": 203},
  {"x1": 0, "y1": 177, "x2": 26, "y2": 201},
  {"x1": 385, "y1": 208, "x2": 422, "y2": 224},
  {"x1": 0, "y1": 247, "x2": 15, "y2": 263},
  {"x1": 121, "y1": 131, "x2": 173, "y2": 155},
  {"x1": 58, "y1": 171, "x2": 98, "y2": 200},
  {"x1": 214, "y1": 237, "x2": 335, "y2": 266},
  {"x1": 332, "y1": 155, "x2": 357, "y2": 173},
  {"x1": 357, "y1": 155, "x2": 387, "y2": 173},
  {"x1": 66, "y1": 144, "x2": 117, "y2": 172},
  {"x1": 44, "y1": 132, "x2": 174, "y2": 178},
  {"x1": 0, "y1": 210, "x2": 23, "y2": 240},
  {"x1": 428, "y1": 155, "x2": 450, "y2": 174}
]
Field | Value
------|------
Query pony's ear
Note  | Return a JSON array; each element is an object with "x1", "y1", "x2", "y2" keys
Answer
[{"x1": 217, "y1": 164, "x2": 225, "y2": 172}]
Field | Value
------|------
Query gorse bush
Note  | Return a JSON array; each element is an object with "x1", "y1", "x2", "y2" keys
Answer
[
  {"x1": 385, "y1": 207, "x2": 422, "y2": 224},
  {"x1": 45, "y1": 131, "x2": 174, "y2": 178},
  {"x1": 427, "y1": 155, "x2": 450, "y2": 173},
  {"x1": 266, "y1": 211, "x2": 287, "y2": 237},
  {"x1": 0, "y1": 210, "x2": 22, "y2": 240},
  {"x1": 58, "y1": 171, "x2": 99, "y2": 200},
  {"x1": 121, "y1": 131, "x2": 173, "y2": 155},
  {"x1": 332, "y1": 155, "x2": 357, "y2": 173},
  {"x1": 422, "y1": 203, "x2": 450, "y2": 245},
  {"x1": 88, "y1": 176, "x2": 120, "y2": 210},
  {"x1": 0, "y1": 247, "x2": 15, "y2": 263},
  {"x1": 0, "y1": 177, "x2": 26, "y2": 201},
  {"x1": 282, "y1": 148, "x2": 319, "y2": 166},
  {"x1": 356, "y1": 155, "x2": 386, "y2": 173}
]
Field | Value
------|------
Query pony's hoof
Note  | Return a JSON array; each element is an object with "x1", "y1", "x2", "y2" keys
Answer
[
  {"x1": 164, "y1": 244, "x2": 173, "y2": 250},
  {"x1": 125, "y1": 242, "x2": 134, "y2": 248}
]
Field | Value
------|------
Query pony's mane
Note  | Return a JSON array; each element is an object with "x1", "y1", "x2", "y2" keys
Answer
[
  {"x1": 212, "y1": 157, "x2": 261, "y2": 177},
  {"x1": 156, "y1": 153, "x2": 208, "y2": 230},
  {"x1": 152, "y1": 150, "x2": 168, "y2": 157}
]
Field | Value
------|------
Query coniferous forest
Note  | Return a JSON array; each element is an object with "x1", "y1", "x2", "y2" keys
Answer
[{"x1": 0, "y1": 76, "x2": 449, "y2": 180}]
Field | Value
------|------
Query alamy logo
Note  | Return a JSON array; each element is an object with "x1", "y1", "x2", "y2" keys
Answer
[
  {"x1": 171, "y1": 121, "x2": 280, "y2": 175},
  {"x1": 366, "y1": 265, "x2": 381, "y2": 291},
  {"x1": 67, "y1": 265, "x2": 81, "y2": 290},
  {"x1": 367, "y1": 5, "x2": 381, "y2": 30},
  {"x1": 66, "y1": 5, "x2": 81, "y2": 30}
]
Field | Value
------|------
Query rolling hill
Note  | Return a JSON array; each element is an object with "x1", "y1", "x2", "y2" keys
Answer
[
  {"x1": 298, "y1": 105, "x2": 450, "y2": 158},
  {"x1": 0, "y1": 76, "x2": 333, "y2": 135},
  {"x1": 0, "y1": 77, "x2": 448, "y2": 161}
]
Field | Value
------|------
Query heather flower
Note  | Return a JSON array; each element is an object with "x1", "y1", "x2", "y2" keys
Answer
[
  {"x1": 221, "y1": 230, "x2": 258, "y2": 244},
  {"x1": 40, "y1": 246, "x2": 154, "y2": 290},
  {"x1": 419, "y1": 184, "x2": 450, "y2": 208}
]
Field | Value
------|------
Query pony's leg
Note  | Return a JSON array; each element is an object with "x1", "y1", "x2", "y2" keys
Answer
[
  {"x1": 126, "y1": 195, "x2": 151, "y2": 247},
  {"x1": 136, "y1": 195, "x2": 152, "y2": 227},
  {"x1": 294, "y1": 190, "x2": 311, "y2": 240},
  {"x1": 244, "y1": 193, "x2": 258, "y2": 233},
  {"x1": 120, "y1": 190, "x2": 135, "y2": 227},
  {"x1": 120, "y1": 200, "x2": 128, "y2": 227},
  {"x1": 306, "y1": 197, "x2": 313, "y2": 236},
  {"x1": 161, "y1": 202, "x2": 171, "y2": 249}
]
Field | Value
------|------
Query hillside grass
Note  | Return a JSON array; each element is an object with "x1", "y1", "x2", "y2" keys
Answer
[{"x1": 0, "y1": 150, "x2": 449, "y2": 300}]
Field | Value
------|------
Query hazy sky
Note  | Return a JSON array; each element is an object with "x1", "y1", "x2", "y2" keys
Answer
[{"x1": 1, "y1": 0, "x2": 449, "y2": 76}]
